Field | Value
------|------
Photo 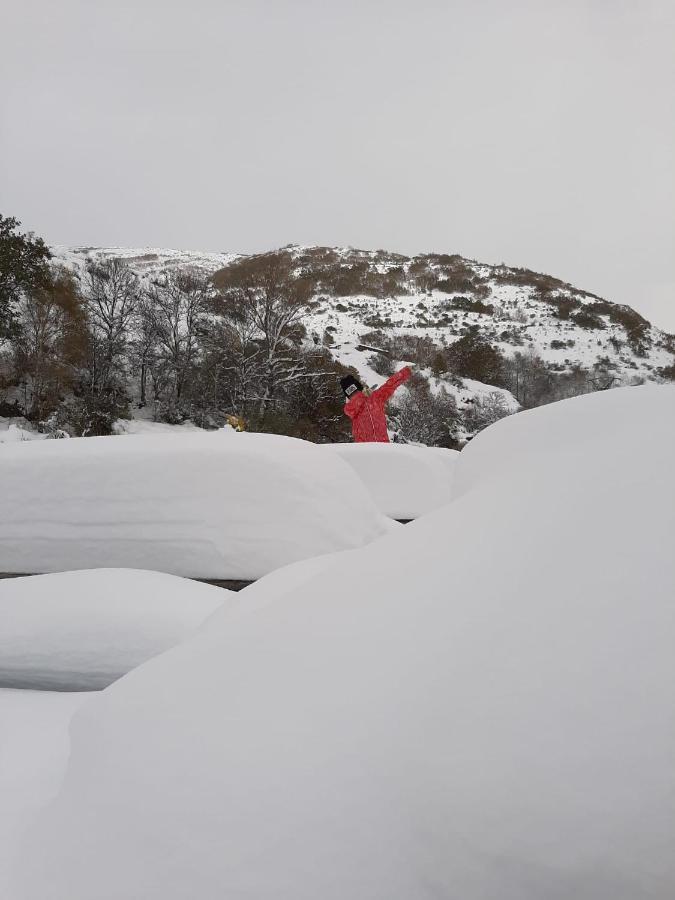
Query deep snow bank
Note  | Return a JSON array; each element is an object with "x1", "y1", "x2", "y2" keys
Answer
[
  {"x1": 323, "y1": 443, "x2": 458, "y2": 518},
  {"x1": 0, "y1": 431, "x2": 394, "y2": 579},
  {"x1": 13, "y1": 386, "x2": 675, "y2": 900},
  {"x1": 0, "y1": 569, "x2": 226, "y2": 691},
  {"x1": 0, "y1": 689, "x2": 91, "y2": 897}
]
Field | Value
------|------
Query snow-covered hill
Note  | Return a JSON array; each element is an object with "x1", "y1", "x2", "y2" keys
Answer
[
  {"x1": 43, "y1": 244, "x2": 674, "y2": 446},
  {"x1": 52, "y1": 245, "x2": 241, "y2": 279},
  {"x1": 52, "y1": 244, "x2": 674, "y2": 392}
]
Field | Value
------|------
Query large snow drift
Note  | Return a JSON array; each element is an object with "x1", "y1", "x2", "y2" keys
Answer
[
  {"x1": 0, "y1": 569, "x2": 226, "y2": 691},
  {"x1": 324, "y1": 443, "x2": 458, "y2": 518},
  {"x1": 0, "y1": 430, "x2": 394, "y2": 579},
  {"x1": 0, "y1": 689, "x2": 91, "y2": 897},
  {"x1": 13, "y1": 386, "x2": 675, "y2": 900}
]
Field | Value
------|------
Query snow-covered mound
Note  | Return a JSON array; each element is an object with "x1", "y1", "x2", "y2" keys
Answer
[
  {"x1": 12, "y1": 386, "x2": 675, "y2": 900},
  {"x1": 0, "y1": 569, "x2": 227, "y2": 691},
  {"x1": 324, "y1": 443, "x2": 458, "y2": 518},
  {"x1": 0, "y1": 689, "x2": 92, "y2": 897},
  {"x1": 0, "y1": 431, "x2": 394, "y2": 579},
  {"x1": 0, "y1": 420, "x2": 47, "y2": 443}
]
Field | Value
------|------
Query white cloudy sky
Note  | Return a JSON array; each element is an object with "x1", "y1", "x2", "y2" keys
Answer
[{"x1": 1, "y1": 0, "x2": 673, "y2": 330}]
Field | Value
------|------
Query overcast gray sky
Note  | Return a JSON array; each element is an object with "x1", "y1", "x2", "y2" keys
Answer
[{"x1": 2, "y1": 0, "x2": 673, "y2": 330}]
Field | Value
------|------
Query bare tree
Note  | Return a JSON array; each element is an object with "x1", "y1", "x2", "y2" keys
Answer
[
  {"x1": 390, "y1": 376, "x2": 460, "y2": 447},
  {"x1": 147, "y1": 271, "x2": 211, "y2": 415},
  {"x1": 129, "y1": 295, "x2": 160, "y2": 408},
  {"x1": 83, "y1": 258, "x2": 139, "y2": 390},
  {"x1": 214, "y1": 253, "x2": 314, "y2": 416},
  {"x1": 14, "y1": 269, "x2": 87, "y2": 421},
  {"x1": 204, "y1": 295, "x2": 264, "y2": 416}
]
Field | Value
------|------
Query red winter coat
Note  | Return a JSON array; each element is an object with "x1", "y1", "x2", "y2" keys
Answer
[{"x1": 344, "y1": 367, "x2": 411, "y2": 443}]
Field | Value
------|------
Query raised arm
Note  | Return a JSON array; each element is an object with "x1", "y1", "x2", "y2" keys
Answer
[{"x1": 372, "y1": 366, "x2": 411, "y2": 404}]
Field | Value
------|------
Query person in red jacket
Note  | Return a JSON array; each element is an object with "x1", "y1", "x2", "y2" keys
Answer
[{"x1": 340, "y1": 367, "x2": 411, "y2": 443}]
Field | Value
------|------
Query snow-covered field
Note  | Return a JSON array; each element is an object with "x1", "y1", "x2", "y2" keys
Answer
[{"x1": 3, "y1": 385, "x2": 673, "y2": 900}]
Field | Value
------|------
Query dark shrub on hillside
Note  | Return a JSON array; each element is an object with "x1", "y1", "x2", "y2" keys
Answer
[
  {"x1": 410, "y1": 254, "x2": 488, "y2": 297},
  {"x1": 549, "y1": 296, "x2": 582, "y2": 320},
  {"x1": 368, "y1": 352, "x2": 395, "y2": 377},
  {"x1": 435, "y1": 275, "x2": 477, "y2": 294},
  {"x1": 445, "y1": 327, "x2": 505, "y2": 386},
  {"x1": 387, "y1": 335, "x2": 439, "y2": 367},
  {"x1": 446, "y1": 296, "x2": 495, "y2": 315},
  {"x1": 422, "y1": 253, "x2": 465, "y2": 267},
  {"x1": 360, "y1": 332, "x2": 442, "y2": 370},
  {"x1": 492, "y1": 267, "x2": 567, "y2": 294},
  {"x1": 359, "y1": 329, "x2": 389, "y2": 347},
  {"x1": 587, "y1": 300, "x2": 646, "y2": 332},
  {"x1": 327, "y1": 262, "x2": 406, "y2": 298},
  {"x1": 332, "y1": 262, "x2": 369, "y2": 296},
  {"x1": 572, "y1": 308, "x2": 606, "y2": 330},
  {"x1": 363, "y1": 314, "x2": 391, "y2": 328}
]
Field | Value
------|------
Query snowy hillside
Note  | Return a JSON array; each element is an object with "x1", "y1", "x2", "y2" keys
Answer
[
  {"x1": 51, "y1": 243, "x2": 675, "y2": 398},
  {"x1": 52, "y1": 245, "x2": 240, "y2": 279}
]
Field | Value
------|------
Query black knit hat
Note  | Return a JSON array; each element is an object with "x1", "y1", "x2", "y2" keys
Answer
[{"x1": 340, "y1": 375, "x2": 363, "y2": 398}]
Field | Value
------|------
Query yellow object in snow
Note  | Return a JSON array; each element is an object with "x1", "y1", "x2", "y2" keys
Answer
[{"x1": 225, "y1": 415, "x2": 246, "y2": 432}]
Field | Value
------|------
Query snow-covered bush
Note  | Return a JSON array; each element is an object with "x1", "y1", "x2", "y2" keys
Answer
[
  {"x1": 0, "y1": 569, "x2": 226, "y2": 691},
  {"x1": 324, "y1": 443, "x2": 458, "y2": 519},
  {"x1": 12, "y1": 386, "x2": 675, "y2": 900},
  {"x1": 0, "y1": 431, "x2": 394, "y2": 579},
  {"x1": 461, "y1": 390, "x2": 513, "y2": 435},
  {"x1": 390, "y1": 376, "x2": 460, "y2": 448},
  {"x1": 51, "y1": 390, "x2": 130, "y2": 436}
]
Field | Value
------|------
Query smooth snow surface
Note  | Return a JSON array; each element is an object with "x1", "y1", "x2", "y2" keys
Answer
[
  {"x1": 0, "y1": 569, "x2": 226, "y2": 691},
  {"x1": 13, "y1": 386, "x2": 675, "y2": 900},
  {"x1": 0, "y1": 430, "x2": 394, "y2": 579},
  {"x1": 324, "y1": 443, "x2": 458, "y2": 518},
  {"x1": 0, "y1": 689, "x2": 91, "y2": 897}
]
